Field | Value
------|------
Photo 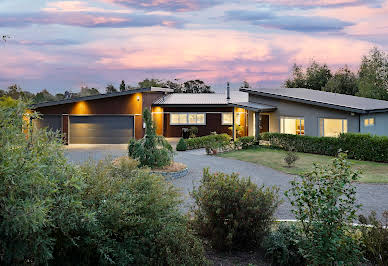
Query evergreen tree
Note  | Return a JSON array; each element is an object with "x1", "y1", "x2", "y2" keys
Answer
[{"x1": 120, "y1": 80, "x2": 126, "y2": 92}]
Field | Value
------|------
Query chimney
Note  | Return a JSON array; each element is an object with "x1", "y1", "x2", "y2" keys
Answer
[{"x1": 226, "y1": 82, "x2": 230, "y2": 101}]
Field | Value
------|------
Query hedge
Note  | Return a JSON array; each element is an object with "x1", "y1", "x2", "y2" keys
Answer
[
  {"x1": 261, "y1": 132, "x2": 388, "y2": 163},
  {"x1": 185, "y1": 134, "x2": 231, "y2": 150}
]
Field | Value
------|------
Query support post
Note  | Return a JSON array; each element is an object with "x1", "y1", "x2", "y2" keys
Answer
[
  {"x1": 232, "y1": 108, "x2": 236, "y2": 141},
  {"x1": 255, "y1": 111, "x2": 261, "y2": 140}
]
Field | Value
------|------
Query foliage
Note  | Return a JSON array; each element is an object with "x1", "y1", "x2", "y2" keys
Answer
[
  {"x1": 236, "y1": 136, "x2": 256, "y2": 150},
  {"x1": 285, "y1": 64, "x2": 306, "y2": 88},
  {"x1": 261, "y1": 132, "x2": 388, "y2": 163},
  {"x1": 183, "y1": 79, "x2": 213, "y2": 93},
  {"x1": 359, "y1": 211, "x2": 388, "y2": 265},
  {"x1": 80, "y1": 159, "x2": 207, "y2": 266},
  {"x1": 176, "y1": 137, "x2": 188, "y2": 151},
  {"x1": 191, "y1": 168, "x2": 280, "y2": 251},
  {"x1": 262, "y1": 223, "x2": 306, "y2": 266},
  {"x1": 357, "y1": 47, "x2": 388, "y2": 100},
  {"x1": 119, "y1": 80, "x2": 126, "y2": 92},
  {"x1": 105, "y1": 84, "x2": 118, "y2": 93},
  {"x1": 189, "y1": 126, "x2": 199, "y2": 138},
  {"x1": 78, "y1": 86, "x2": 100, "y2": 97},
  {"x1": 138, "y1": 78, "x2": 165, "y2": 89},
  {"x1": 285, "y1": 61, "x2": 332, "y2": 90},
  {"x1": 285, "y1": 153, "x2": 363, "y2": 265},
  {"x1": 128, "y1": 108, "x2": 174, "y2": 168},
  {"x1": 185, "y1": 133, "x2": 231, "y2": 151},
  {"x1": 284, "y1": 148, "x2": 299, "y2": 167},
  {"x1": 323, "y1": 66, "x2": 358, "y2": 95},
  {"x1": 240, "y1": 80, "x2": 251, "y2": 89}
]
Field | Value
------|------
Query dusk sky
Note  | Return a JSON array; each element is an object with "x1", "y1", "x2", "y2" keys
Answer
[{"x1": 1, "y1": 0, "x2": 387, "y2": 93}]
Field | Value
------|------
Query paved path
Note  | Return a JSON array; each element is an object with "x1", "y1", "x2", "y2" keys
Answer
[{"x1": 65, "y1": 145, "x2": 388, "y2": 219}]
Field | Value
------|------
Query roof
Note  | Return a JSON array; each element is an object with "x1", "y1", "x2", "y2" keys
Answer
[
  {"x1": 32, "y1": 87, "x2": 172, "y2": 109},
  {"x1": 240, "y1": 87, "x2": 388, "y2": 114},
  {"x1": 230, "y1": 102, "x2": 277, "y2": 112},
  {"x1": 152, "y1": 92, "x2": 248, "y2": 106}
]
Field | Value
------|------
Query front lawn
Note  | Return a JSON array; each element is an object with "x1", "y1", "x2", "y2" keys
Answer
[{"x1": 219, "y1": 147, "x2": 388, "y2": 183}]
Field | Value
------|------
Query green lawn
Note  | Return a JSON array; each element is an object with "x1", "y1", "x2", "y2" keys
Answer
[{"x1": 219, "y1": 147, "x2": 388, "y2": 183}]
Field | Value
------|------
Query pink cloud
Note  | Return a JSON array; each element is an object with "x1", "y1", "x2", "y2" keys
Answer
[{"x1": 103, "y1": 0, "x2": 217, "y2": 12}]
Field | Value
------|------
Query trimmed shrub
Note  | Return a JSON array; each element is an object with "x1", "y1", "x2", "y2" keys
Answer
[
  {"x1": 284, "y1": 150, "x2": 299, "y2": 167},
  {"x1": 262, "y1": 223, "x2": 305, "y2": 266},
  {"x1": 261, "y1": 132, "x2": 388, "y2": 163},
  {"x1": 176, "y1": 137, "x2": 188, "y2": 151},
  {"x1": 191, "y1": 168, "x2": 280, "y2": 251},
  {"x1": 185, "y1": 133, "x2": 231, "y2": 151},
  {"x1": 238, "y1": 136, "x2": 256, "y2": 149},
  {"x1": 189, "y1": 126, "x2": 199, "y2": 138},
  {"x1": 128, "y1": 109, "x2": 174, "y2": 169}
]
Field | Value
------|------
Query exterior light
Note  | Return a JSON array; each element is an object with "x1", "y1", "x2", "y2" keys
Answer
[{"x1": 137, "y1": 96, "x2": 140, "y2": 101}]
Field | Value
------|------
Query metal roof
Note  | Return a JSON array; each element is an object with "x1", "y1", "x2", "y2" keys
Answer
[
  {"x1": 241, "y1": 87, "x2": 388, "y2": 114},
  {"x1": 152, "y1": 92, "x2": 248, "y2": 106},
  {"x1": 230, "y1": 102, "x2": 277, "y2": 112}
]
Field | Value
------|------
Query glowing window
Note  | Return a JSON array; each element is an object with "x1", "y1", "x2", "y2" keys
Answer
[
  {"x1": 222, "y1": 113, "x2": 233, "y2": 125},
  {"x1": 320, "y1": 118, "x2": 347, "y2": 137},
  {"x1": 170, "y1": 113, "x2": 206, "y2": 125},
  {"x1": 364, "y1": 118, "x2": 375, "y2": 127},
  {"x1": 280, "y1": 117, "x2": 305, "y2": 135}
]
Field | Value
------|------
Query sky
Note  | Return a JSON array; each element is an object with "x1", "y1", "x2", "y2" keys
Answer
[{"x1": 0, "y1": 0, "x2": 387, "y2": 93}]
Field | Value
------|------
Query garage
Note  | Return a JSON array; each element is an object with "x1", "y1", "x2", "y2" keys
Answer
[
  {"x1": 34, "y1": 115, "x2": 62, "y2": 132},
  {"x1": 69, "y1": 115, "x2": 134, "y2": 144}
]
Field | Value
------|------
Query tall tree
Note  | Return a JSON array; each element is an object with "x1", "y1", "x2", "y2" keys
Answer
[
  {"x1": 165, "y1": 80, "x2": 183, "y2": 92},
  {"x1": 6, "y1": 84, "x2": 34, "y2": 100},
  {"x1": 183, "y1": 80, "x2": 213, "y2": 93},
  {"x1": 105, "y1": 84, "x2": 118, "y2": 94},
  {"x1": 357, "y1": 47, "x2": 388, "y2": 100},
  {"x1": 34, "y1": 89, "x2": 56, "y2": 103},
  {"x1": 120, "y1": 80, "x2": 126, "y2": 92},
  {"x1": 323, "y1": 66, "x2": 358, "y2": 95},
  {"x1": 285, "y1": 61, "x2": 332, "y2": 90},
  {"x1": 285, "y1": 64, "x2": 306, "y2": 88},
  {"x1": 138, "y1": 78, "x2": 165, "y2": 89},
  {"x1": 79, "y1": 86, "x2": 100, "y2": 97}
]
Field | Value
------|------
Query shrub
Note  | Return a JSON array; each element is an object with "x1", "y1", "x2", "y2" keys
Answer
[
  {"x1": 284, "y1": 147, "x2": 299, "y2": 167},
  {"x1": 191, "y1": 168, "x2": 280, "y2": 251},
  {"x1": 262, "y1": 223, "x2": 305, "y2": 266},
  {"x1": 359, "y1": 211, "x2": 388, "y2": 265},
  {"x1": 185, "y1": 133, "x2": 231, "y2": 151},
  {"x1": 80, "y1": 159, "x2": 208, "y2": 265},
  {"x1": 128, "y1": 109, "x2": 174, "y2": 169},
  {"x1": 261, "y1": 132, "x2": 388, "y2": 163},
  {"x1": 238, "y1": 136, "x2": 256, "y2": 149},
  {"x1": 285, "y1": 153, "x2": 363, "y2": 265},
  {"x1": 189, "y1": 126, "x2": 199, "y2": 138},
  {"x1": 176, "y1": 137, "x2": 188, "y2": 151}
]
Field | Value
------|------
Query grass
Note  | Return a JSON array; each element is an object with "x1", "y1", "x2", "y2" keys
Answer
[{"x1": 218, "y1": 146, "x2": 388, "y2": 183}]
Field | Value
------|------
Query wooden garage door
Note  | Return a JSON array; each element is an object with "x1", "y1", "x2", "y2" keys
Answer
[
  {"x1": 69, "y1": 115, "x2": 134, "y2": 144},
  {"x1": 34, "y1": 115, "x2": 62, "y2": 132}
]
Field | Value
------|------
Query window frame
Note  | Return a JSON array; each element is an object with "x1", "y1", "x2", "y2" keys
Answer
[
  {"x1": 319, "y1": 118, "x2": 348, "y2": 137},
  {"x1": 169, "y1": 112, "x2": 206, "y2": 126},
  {"x1": 280, "y1": 116, "x2": 305, "y2": 135},
  {"x1": 221, "y1": 112, "x2": 233, "y2": 125},
  {"x1": 364, "y1": 117, "x2": 375, "y2": 127}
]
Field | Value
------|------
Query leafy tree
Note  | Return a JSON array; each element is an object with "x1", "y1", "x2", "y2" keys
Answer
[
  {"x1": 166, "y1": 80, "x2": 183, "y2": 92},
  {"x1": 120, "y1": 80, "x2": 126, "y2": 92},
  {"x1": 285, "y1": 61, "x2": 332, "y2": 90},
  {"x1": 128, "y1": 109, "x2": 174, "y2": 168},
  {"x1": 183, "y1": 79, "x2": 213, "y2": 93},
  {"x1": 105, "y1": 84, "x2": 117, "y2": 93},
  {"x1": 78, "y1": 86, "x2": 100, "y2": 97},
  {"x1": 55, "y1": 93, "x2": 65, "y2": 100},
  {"x1": 138, "y1": 78, "x2": 165, "y2": 89},
  {"x1": 5, "y1": 84, "x2": 34, "y2": 100},
  {"x1": 285, "y1": 153, "x2": 363, "y2": 265},
  {"x1": 323, "y1": 66, "x2": 358, "y2": 95},
  {"x1": 34, "y1": 89, "x2": 56, "y2": 103},
  {"x1": 357, "y1": 47, "x2": 388, "y2": 100},
  {"x1": 285, "y1": 64, "x2": 306, "y2": 88}
]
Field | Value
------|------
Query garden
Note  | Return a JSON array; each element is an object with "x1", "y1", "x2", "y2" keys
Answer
[{"x1": 1, "y1": 98, "x2": 387, "y2": 265}]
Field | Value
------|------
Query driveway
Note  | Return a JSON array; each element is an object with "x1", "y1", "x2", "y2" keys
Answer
[{"x1": 65, "y1": 145, "x2": 388, "y2": 219}]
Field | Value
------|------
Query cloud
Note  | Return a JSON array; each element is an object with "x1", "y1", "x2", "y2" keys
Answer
[
  {"x1": 254, "y1": 0, "x2": 384, "y2": 9},
  {"x1": 0, "y1": 12, "x2": 184, "y2": 28},
  {"x1": 104, "y1": 0, "x2": 221, "y2": 12},
  {"x1": 225, "y1": 10, "x2": 354, "y2": 32},
  {"x1": 10, "y1": 39, "x2": 80, "y2": 46}
]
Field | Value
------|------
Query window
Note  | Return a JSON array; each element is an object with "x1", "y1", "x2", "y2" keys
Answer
[
  {"x1": 280, "y1": 117, "x2": 305, "y2": 135},
  {"x1": 222, "y1": 113, "x2": 233, "y2": 125},
  {"x1": 364, "y1": 118, "x2": 375, "y2": 127},
  {"x1": 170, "y1": 113, "x2": 206, "y2": 125},
  {"x1": 320, "y1": 118, "x2": 347, "y2": 137}
]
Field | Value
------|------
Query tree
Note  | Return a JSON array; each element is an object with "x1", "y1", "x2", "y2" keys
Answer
[
  {"x1": 183, "y1": 80, "x2": 213, "y2": 93},
  {"x1": 105, "y1": 84, "x2": 117, "y2": 94},
  {"x1": 285, "y1": 64, "x2": 306, "y2": 88},
  {"x1": 138, "y1": 78, "x2": 165, "y2": 89},
  {"x1": 357, "y1": 47, "x2": 388, "y2": 100},
  {"x1": 34, "y1": 89, "x2": 56, "y2": 103},
  {"x1": 78, "y1": 86, "x2": 100, "y2": 97},
  {"x1": 120, "y1": 80, "x2": 126, "y2": 92},
  {"x1": 166, "y1": 80, "x2": 183, "y2": 92},
  {"x1": 240, "y1": 80, "x2": 250, "y2": 89},
  {"x1": 323, "y1": 66, "x2": 358, "y2": 95},
  {"x1": 6, "y1": 84, "x2": 34, "y2": 101},
  {"x1": 285, "y1": 61, "x2": 332, "y2": 90}
]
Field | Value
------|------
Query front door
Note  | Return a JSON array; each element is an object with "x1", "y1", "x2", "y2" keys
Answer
[{"x1": 260, "y1": 114, "x2": 269, "y2": 133}]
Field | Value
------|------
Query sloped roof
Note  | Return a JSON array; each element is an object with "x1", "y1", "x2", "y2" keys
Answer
[
  {"x1": 153, "y1": 92, "x2": 248, "y2": 106},
  {"x1": 241, "y1": 87, "x2": 388, "y2": 113}
]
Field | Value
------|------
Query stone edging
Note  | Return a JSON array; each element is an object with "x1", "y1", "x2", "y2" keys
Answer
[{"x1": 151, "y1": 167, "x2": 189, "y2": 181}]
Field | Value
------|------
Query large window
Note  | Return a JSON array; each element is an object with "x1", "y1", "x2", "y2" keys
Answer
[
  {"x1": 280, "y1": 117, "x2": 305, "y2": 135},
  {"x1": 320, "y1": 118, "x2": 347, "y2": 137},
  {"x1": 170, "y1": 113, "x2": 205, "y2": 125},
  {"x1": 222, "y1": 113, "x2": 233, "y2": 125}
]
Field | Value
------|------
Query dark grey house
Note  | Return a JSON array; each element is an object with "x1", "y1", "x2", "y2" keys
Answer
[{"x1": 240, "y1": 87, "x2": 388, "y2": 137}]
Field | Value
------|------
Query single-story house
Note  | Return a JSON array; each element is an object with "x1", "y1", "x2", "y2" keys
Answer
[{"x1": 32, "y1": 86, "x2": 388, "y2": 144}]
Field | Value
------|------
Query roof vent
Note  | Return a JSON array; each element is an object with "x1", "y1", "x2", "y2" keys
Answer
[{"x1": 226, "y1": 82, "x2": 230, "y2": 101}]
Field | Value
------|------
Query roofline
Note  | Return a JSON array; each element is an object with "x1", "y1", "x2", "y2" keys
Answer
[
  {"x1": 152, "y1": 103, "x2": 232, "y2": 108},
  {"x1": 240, "y1": 88, "x2": 368, "y2": 114},
  {"x1": 229, "y1": 102, "x2": 277, "y2": 112},
  {"x1": 32, "y1": 88, "x2": 152, "y2": 109}
]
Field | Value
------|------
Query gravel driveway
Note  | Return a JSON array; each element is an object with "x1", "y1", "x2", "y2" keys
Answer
[{"x1": 65, "y1": 145, "x2": 388, "y2": 219}]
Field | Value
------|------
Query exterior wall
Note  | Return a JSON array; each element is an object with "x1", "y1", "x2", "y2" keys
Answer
[
  {"x1": 360, "y1": 113, "x2": 388, "y2": 136},
  {"x1": 161, "y1": 106, "x2": 248, "y2": 138},
  {"x1": 249, "y1": 94, "x2": 360, "y2": 136}
]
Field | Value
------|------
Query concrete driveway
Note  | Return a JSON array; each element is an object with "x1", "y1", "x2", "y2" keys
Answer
[{"x1": 65, "y1": 145, "x2": 388, "y2": 219}]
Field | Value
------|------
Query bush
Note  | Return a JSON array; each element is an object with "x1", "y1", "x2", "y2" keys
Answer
[
  {"x1": 359, "y1": 211, "x2": 388, "y2": 265},
  {"x1": 261, "y1": 132, "x2": 388, "y2": 163},
  {"x1": 185, "y1": 133, "x2": 231, "y2": 151},
  {"x1": 189, "y1": 126, "x2": 199, "y2": 138},
  {"x1": 262, "y1": 223, "x2": 305, "y2": 266},
  {"x1": 238, "y1": 136, "x2": 256, "y2": 149},
  {"x1": 176, "y1": 137, "x2": 188, "y2": 151},
  {"x1": 128, "y1": 109, "x2": 174, "y2": 169},
  {"x1": 284, "y1": 148, "x2": 299, "y2": 167},
  {"x1": 285, "y1": 153, "x2": 363, "y2": 265},
  {"x1": 191, "y1": 168, "x2": 280, "y2": 251}
]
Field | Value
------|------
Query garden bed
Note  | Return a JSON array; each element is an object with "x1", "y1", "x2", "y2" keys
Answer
[{"x1": 151, "y1": 162, "x2": 188, "y2": 180}]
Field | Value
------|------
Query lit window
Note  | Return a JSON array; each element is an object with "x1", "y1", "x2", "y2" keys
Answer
[
  {"x1": 280, "y1": 117, "x2": 304, "y2": 135},
  {"x1": 170, "y1": 113, "x2": 206, "y2": 125},
  {"x1": 222, "y1": 113, "x2": 233, "y2": 125},
  {"x1": 320, "y1": 118, "x2": 347, "y2": 137},
  {"x1": 236, "y1": 113, "x2": 241, "y2": 125},
  {"x1": 364, "y1": 118, "x2": 375, "y2": 127}
]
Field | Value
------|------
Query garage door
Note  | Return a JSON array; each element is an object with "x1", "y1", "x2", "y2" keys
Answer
[
  {"x1": 69, "y1": 115, "x2": 134, "y2": 144},
  {"x1": 34, "y1": 115, "x2": 62, "y2": 132}
]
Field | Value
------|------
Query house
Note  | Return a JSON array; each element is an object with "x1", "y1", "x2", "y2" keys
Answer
[{"x1": 32, "y1": 86, "x2": 388, "y2": 145}]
